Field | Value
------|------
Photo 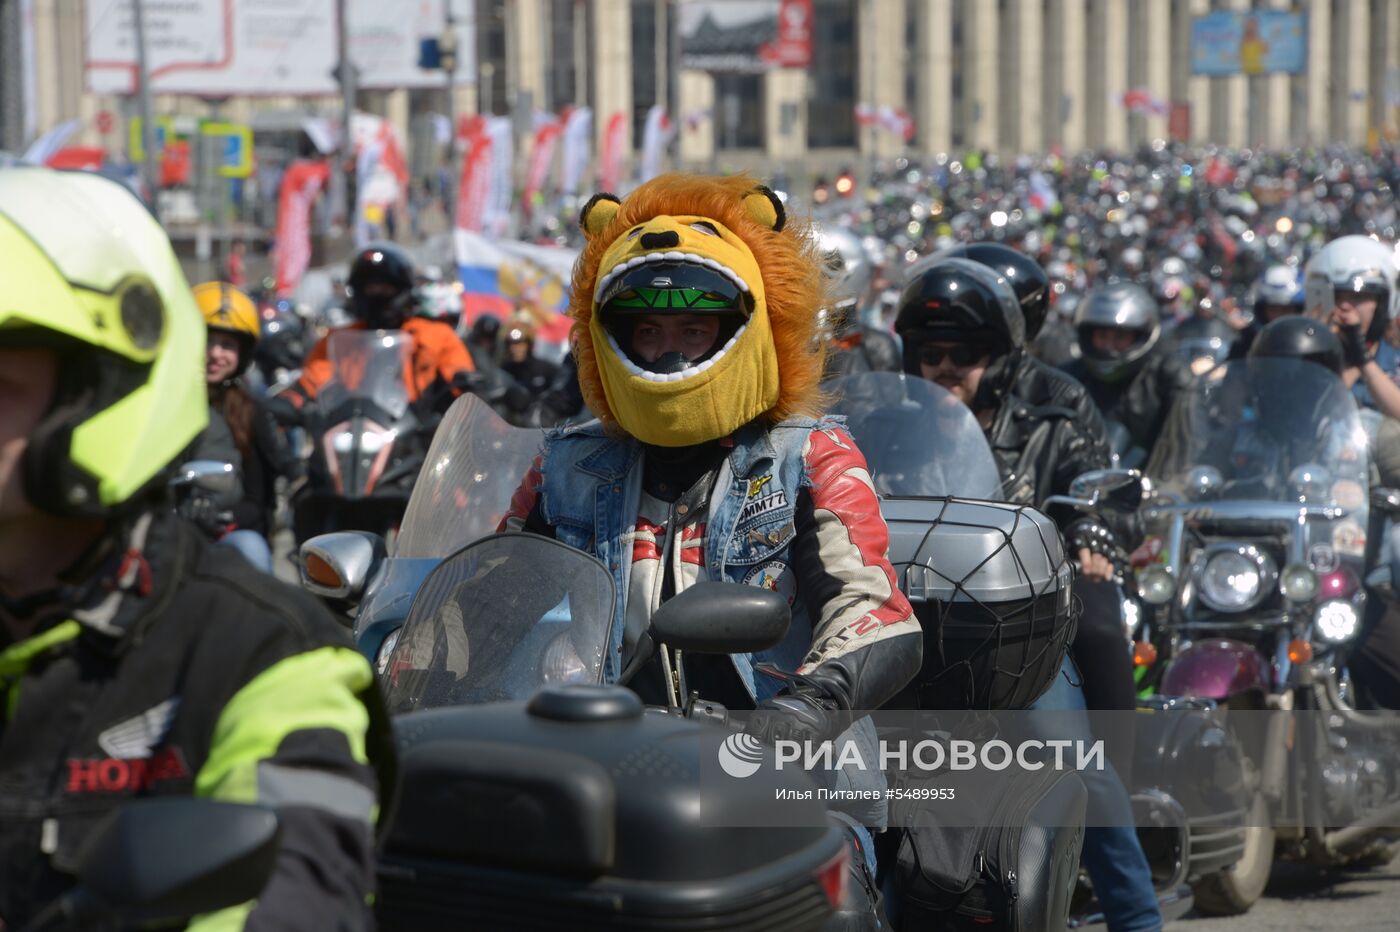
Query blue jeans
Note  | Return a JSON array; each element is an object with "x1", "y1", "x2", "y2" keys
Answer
[
  {"x1": 220, "y1": 529, "x2": 274, "y2": 574},
  {"x1": 1029, "y1": 656, "x2": 1162, "y2": 932}
]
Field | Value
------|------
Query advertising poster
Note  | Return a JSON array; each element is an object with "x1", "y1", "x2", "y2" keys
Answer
[
  {"x1": 1191, "y1": 10, "x2": 1307, "y2": 76},
  {"x1": 85, "y1": 0, "x2": 476, "y2": 96},
  {"x1": 679, "y1": 0, "x2": 812, "y2": 73}
]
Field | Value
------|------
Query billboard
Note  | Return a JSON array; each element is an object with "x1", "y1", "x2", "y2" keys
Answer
[
  {"x1": 1191, "y1": 10, "x2": 1307, "y2": 76},
  {"x1": 85, "y1": 0, "x2": 476, "y2": 96},
  {"x1": 679, "y1": 0, "x2": 812, "y2": 73}
]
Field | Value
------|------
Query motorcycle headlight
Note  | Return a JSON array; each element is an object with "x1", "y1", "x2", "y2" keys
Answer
[
  {"x1": 540, "y1": 631, "x2": 589, "y2": 685},
  {"x1": 1279, "y1": 563, "x2": 1319, "y2": 603},
  {"x1": 1288, "y1": 464, "x2": 1332, "y2": 503},
  {"x1": 374, "y1": 627, "x2": 402, "y2": 676},
  {"x1": 1197, "y1": 544, "x2": 1276, "y2": 613},
  {"x1": 1316, "y1": 599, "x2": 1359, "y2": 643},
  {"x1": 1137, "y1": 565, "x2": 1176, "y2": 606}
]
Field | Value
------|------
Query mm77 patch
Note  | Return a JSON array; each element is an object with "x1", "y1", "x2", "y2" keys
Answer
[{"x1": 738, "y1": 488, "x2": 788, "y2": 524}]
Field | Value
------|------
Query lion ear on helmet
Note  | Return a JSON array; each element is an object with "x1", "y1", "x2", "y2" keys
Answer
[
  {"x1": 579, "y1": 192, "x2": 622, "y2": 239},
  {"x1": 741, "y1": 185, "x2": 786, "y2": 232}
]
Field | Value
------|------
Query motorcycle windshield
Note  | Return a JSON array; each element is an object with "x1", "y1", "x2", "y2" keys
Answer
[
  {"x1": 825, "y1": 372, "x2": 1002, "y2": 498},
  {"x1": 318, "y1": 329, "x2": 413, "y2": 420},
  {"x1": 1147, "y1": 357, "x2": 1370, "y2": 515},
  {"x1": 380, "y1": 533, "x2": 616, "y2": 713},
  {"x1": 394, "y1": 393, "x2": 546, "y2": 558}
]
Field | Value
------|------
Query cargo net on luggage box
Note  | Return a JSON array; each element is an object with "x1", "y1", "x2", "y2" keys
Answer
[{"x1": 890, "y1": 497, "x2": 1076, "y2": 712}]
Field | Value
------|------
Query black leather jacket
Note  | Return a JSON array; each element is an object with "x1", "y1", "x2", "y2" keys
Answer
[
  {"x1": 1062, "y1": 349, "x2": 1194, "y2": 464},
  {"x1": 824, "y1": 327, "x2": 902, "y2": 378},
  {"x1": 985, "y1": 358, "x2": 1113, "y2": 513}
]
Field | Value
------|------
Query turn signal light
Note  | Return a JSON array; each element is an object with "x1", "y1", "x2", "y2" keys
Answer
[
  {"x1": 1287, "y1": 639, "x2": 1314, "y2": 665},
  {"x1": 1133, "y1": 641, "x2": 1158, "y2": 667},
  {"x1": 816, "y1": 846, "x2": 850, "y2": 909},
  {"x1": 304, "y1": 552, "x2": 343, "y2": 589}
]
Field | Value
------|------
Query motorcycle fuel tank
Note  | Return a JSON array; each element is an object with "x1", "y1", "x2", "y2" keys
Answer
[{"x1": 1161, "y1": 639, "x2": 1270, "y2": 700}]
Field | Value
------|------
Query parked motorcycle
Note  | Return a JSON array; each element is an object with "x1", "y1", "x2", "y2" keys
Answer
[
  {"x1": 1126, "y1": 355, "x2": 1400, "y2": 913},
  {"x1": 292, "y1": 329, "x2": 434, "y2": 545}
]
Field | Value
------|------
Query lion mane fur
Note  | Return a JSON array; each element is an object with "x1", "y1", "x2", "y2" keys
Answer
[{"x1": 569, "y1": 172, "x2": 830, "y2": 434}]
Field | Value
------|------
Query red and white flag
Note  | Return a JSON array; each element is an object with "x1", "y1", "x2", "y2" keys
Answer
[
  {"x1": 274, "y1": 159, "x2": 331, "y2": 297},
  {"x1": 455, "y1": 116, "x2": 493, "y2": 232},
  {"x1": 559, "y1": 106, "x2": 593, "y2": 196},
  {"x1": 522, "y1": 113, "x2": 564, "y2": 217},
  {"x1": 456, "y1": 115, "x2": 514, "y2": 236},
  {"x1": 599, "y1": 111, "x2": 627, "y2": 193}
]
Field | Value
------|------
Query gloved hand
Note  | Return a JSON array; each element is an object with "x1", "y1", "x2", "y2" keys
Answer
[
  {"x1": 1066, "y1": 517, "x2": 1128, "y2": 583},
  {"x1": 1339, "y1": 323, "x2": 1371, "y2": 369},
  {"x1": 264, "y1": 393, "x2": 305, "y2": 428},
  {"x1": 746, "y1": 675, "x2": 850, "y2": 748},
  {"x1": 178, "y1": 494, "x2": 233, "y2": 539},
  {"x1": 453, "y1": 369, "x2": 509, "y2": 404}
]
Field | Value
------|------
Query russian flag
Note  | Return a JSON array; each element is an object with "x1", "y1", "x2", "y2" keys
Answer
[{"x1": 454, "y1": 228, "x2": 580, "y2": 345}]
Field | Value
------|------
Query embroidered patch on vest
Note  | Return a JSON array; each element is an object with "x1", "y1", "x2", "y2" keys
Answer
[
  {"x1": 743, "y1": 560, "x2": 797, "y2": 606},
  {"x1": 737, "y1": 488, "x2": 788, "y2": 524}
]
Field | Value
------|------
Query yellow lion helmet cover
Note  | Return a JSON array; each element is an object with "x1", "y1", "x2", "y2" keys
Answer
[{"x1": 572, "y1": 173, "x2": 829, "y2": 447}]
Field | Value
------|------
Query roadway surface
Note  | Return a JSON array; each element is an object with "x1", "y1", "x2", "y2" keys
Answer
[{"x1": 1171, "y1": 854, "x2": 1400, "y2": 930}]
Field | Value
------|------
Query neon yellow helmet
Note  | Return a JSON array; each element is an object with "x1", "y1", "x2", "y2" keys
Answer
[{"x1": 0, "y1": 168, "x2": 207, "y2": 517}]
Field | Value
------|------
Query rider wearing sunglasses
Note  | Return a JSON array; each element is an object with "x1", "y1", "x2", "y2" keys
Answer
[{"x1": 895, "y1": 256, "x2": 1163, "y2": 932}]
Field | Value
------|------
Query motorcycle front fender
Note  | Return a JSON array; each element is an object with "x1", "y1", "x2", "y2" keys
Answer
[{"x1": 1161, "y1": 639, "x2": 1269, "y2": 701}]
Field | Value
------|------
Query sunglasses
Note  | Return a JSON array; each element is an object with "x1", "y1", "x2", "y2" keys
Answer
[{"x1": 917, "y1": 343, "x2": 993, "y2": 367}]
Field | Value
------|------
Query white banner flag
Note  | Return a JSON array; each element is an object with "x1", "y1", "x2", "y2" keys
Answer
[
  {"x1": 559, "y1": 107, "x2": 593, "y2": 196},
  {"x1": 639, "y1": 105, "x2": 674, "y2": 184}
]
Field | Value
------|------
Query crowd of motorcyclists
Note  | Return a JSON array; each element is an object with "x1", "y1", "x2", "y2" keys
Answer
[{"x1": 5, "y1": 140, "x2": 1400, "y2": 931}]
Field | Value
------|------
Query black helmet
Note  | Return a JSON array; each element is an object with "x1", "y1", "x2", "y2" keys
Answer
[
  {"x1": 921, "y1": 243, "x2": 1051, "y2": 340},
  {"x1": 347, "y1": 242, "x2": 416, "y2": 329},
  {"x1": 1247, "y1": 315, "x2": 1344, "y2": 375},
  {"x1": 469, "y1": 313, "x2": 501, "y2": 347},
  {"x1": 894, "y1": 257, "x2": 1026, "y2": 408}
]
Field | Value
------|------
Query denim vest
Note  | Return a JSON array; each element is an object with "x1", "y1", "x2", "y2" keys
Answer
[
  {"x1": 535, "y1": 414, "x2": 888, "y2": 826},
  {"x1": 535, "y1": 414, "x2": 843, "y2": 701}
]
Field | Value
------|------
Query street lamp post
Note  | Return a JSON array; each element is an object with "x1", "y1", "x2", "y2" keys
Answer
[
  {"x1": 440, "y1": 10, "x2": 459, "y2": 232},
  {"x1": 132, "y1": 0, "x2": 160, "y2": 222}
]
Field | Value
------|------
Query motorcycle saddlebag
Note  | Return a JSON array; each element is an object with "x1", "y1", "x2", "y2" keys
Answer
[
  {"x1": 882, "y1": 498, "x2": 1076, "y2": 711},
  {"x1": 886, "y1": 763, "x2": 1086, "y2": 931}
]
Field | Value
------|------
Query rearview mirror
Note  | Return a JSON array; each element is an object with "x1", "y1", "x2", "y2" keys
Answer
[
  {"x1": 171, "y1": 461, "x2": 238, "y2": 496},
  {"x1": 299, "y1": 531, "x2": 386, "y2": 602},
  {"x1": 1372, "y1": 486, "x2": 1400, "y2": 518},
  {"x1": 57, "y1": 799, "x2": 279, "y2": 928},
  {"x1": 1062, "y1": 468, "x2": 1144, "y2": 512},
  {"x1": 649, "y1": 582, "x2": 791, "y2": 655}
]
